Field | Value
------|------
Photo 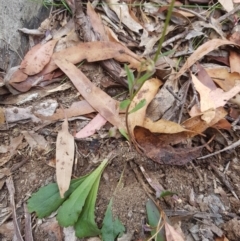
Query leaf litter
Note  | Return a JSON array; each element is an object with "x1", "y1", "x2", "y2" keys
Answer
[{"x1": 2, "y1": 1, "x2": 240, "y2": 241}]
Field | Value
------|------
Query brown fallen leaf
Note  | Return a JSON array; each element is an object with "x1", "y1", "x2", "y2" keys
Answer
[
  {"x1": 56, "y1": 117, "x2": 75, "y2": 198},
  {"x1": 54, "y1": 58, "x2": 124, "y2": 130},
  {"x1": 87, "y1": 2, "x2": 108, "y2": 41},
  {"x1": 175, "y1": 39, "x2": 239, "y2": 80},
  {"x1": 128, "y1": 78, "x2": 162, "y2": 136},
  {"x1": 206, "y1": 68, "x2": 240, "y2": 91},
  {"x1": 143, "y1": 118, "x2": 192, "y2": 134},
  {"x1": 192, "y1": 73, "x2": 240, "y2": 112},
  {"x1": 106, "y1": 0, "x2": 143, "y2": 33},
  {"x1": 229, "y1": 50, "x2": 240, "y2": 74},
  {"x1": 41, "y1": 41, "x2": 142, "y2": 76},
  {"x1": 196, "y1": 63, "x2": 217, "y2": 90},
  {"x1": 165, "y1": 222, "x2": 184, "y2": 241},
  {"x1": 20, "y1": 39, "x2": 58, "y2": 75},
  {"x1": 183, "y1": 107, "x2": 227, "y2": 129},
  {"x1": 134, "y1": 126, "x2": 207, "y2": 165}
]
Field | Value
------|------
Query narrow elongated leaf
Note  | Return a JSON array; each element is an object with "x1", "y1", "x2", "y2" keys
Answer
[
  {"x1": 57, "y1": 159, "x2": 108, "y2": 227},
  {"x1": 74, "y1": 174, "x2": 102, "y2": 238},
  {"x1": 54, "y1": 58, "x2": 125, "y2": 130},
  {"x1": 27, "y1": 175, "x2": 88, "y2": 218},
  {"x1": 129, "y1": 99, "x2": 146, "y2": 114},
  {"x1": 146, "y1": 199, "x2": 165, "y2": 241},
  {"x1": 136, "y1": 72, "x2": 153, "y2": 85},
  {"x1": 125, "y1": 65, "x2": 134, "y2": 93},
  {"x1": 101, "y1": 199, "x2": 125, "y2": 241},
  {"x1": 56, "y1": 118, "x2": 75, "y2": 198}
]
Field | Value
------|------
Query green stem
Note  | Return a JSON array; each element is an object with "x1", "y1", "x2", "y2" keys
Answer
[{"x1": 153, "y1": 0, "x2": 175, "y2": 63}]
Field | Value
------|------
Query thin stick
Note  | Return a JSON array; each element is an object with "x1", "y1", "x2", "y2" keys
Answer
[{"x1": 198, "y1": 139, "x2": 240, "y2": 159}]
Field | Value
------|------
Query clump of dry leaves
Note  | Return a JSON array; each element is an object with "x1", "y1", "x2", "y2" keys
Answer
[{"x1": 1, "y1": 0, "x2": 240, "y2": 240}]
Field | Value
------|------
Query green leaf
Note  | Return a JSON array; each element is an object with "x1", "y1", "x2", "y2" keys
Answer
[
  {"x1": 118, "y1": 128, "x2": 129, "y2": 141},
  {"x1": 129, "y1": 99, "x2": 146, "y2": 114},
  {"x1": 158, "y1": 49, "x2": 175, "y2": 58},
  {"x1": 146, "y1": 199, "x2": 165, "y2": 241},
  {"x1": 27, "y1": 175, "x2": 88, "y2": 218},
  {"x1": 57, "y1": 159, "x2": 108, "y2": 227},
  {"x1": 136, "y1": 71, "x2": 153, "y2": 85},
  {"x1": 75, "y1": 174, "x2": 102, "y2": 238},
  {"x1": 101, "y1": 199, "x2": 125, "y2": 241},
  {"x1": 120, "y1": 99, "x2": 131, "y2": 110},
  {"x1": 124, "y1": 64, "x2": 134, "y2": 93},
  {"x1": 159, "y1": 190, "x2": 177, "y2": 198}
]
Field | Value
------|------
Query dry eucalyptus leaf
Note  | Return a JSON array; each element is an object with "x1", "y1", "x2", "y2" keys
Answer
[
  {"x1": 56, "y1": 118, "x2": 75, "y2": 198},
  {"x1": 175, "y1": 39, "x2": 240, "y2": 80},
  {"x1": 20, "y1": 39, "x2": 58, "y2": 75},
  {"x1": 128, "y1": 78, "x2": 162, "y2": 136},
  {"x1": 54, "y1": 58, "x2": 124, "y2": 130}
]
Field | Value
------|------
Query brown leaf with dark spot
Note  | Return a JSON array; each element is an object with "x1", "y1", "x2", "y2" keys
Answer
[{"x1": 134, "y1": 126, "x2": 206, "y2": 166}]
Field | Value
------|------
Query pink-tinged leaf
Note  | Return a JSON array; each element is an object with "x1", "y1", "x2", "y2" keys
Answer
[
  {"x1": 56, "y1": 118, "x2": 75, "y2": 198},
  {"x1": 20, "y1": 39, "x2": 58, "y2": 75},
  {"x1": 75, "y1": 114, "x2": 107, "y2": 138},
  {"x1": 165, "y1": 222, "x2": 184, "y2": 241},
  {"x1": 53, "y1": 58, "x2": 125, "y2": 130}
]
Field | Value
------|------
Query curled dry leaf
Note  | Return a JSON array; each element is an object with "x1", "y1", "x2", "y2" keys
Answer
[
  {"x1": 205, "y1": 68, "x2": 240, "y2": 106},
  {"x1": 192, "y1": 73, "x2": 240, "y2": 113},
  {"x1": 175, "y1": 39, "x2": 239, "y2": 80},
  {"x1": 54, "y1": 58, "x2": 124, "y2": 130},
  {"x1": 134, "y1": 126, "x2": 205, "y2": 165},
  {"x1": 56, "y1": 118, "x2": 75, "y2": 198},
  {"x1": 128, "y1": 78, "x2": 162, "y2": 136},
  {"x1": 20, "y1": 39, "x2": 58, "y2": 75}
]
